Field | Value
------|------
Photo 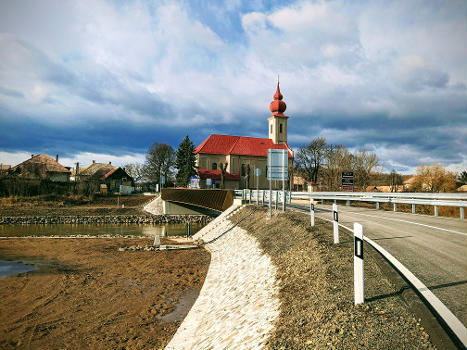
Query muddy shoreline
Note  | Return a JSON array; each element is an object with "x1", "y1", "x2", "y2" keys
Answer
[{"x1": 0, "y1": 237, "x2": 210, "y2": 350}]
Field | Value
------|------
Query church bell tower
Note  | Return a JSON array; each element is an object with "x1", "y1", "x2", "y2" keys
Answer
[{"x1": 268, "y1": 81, "x2": 288, "y2": 145}]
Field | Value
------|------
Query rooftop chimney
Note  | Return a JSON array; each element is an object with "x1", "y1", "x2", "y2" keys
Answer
[
  {"x1": 56, "y1": 154, "x2": 59, "y2": 162},
  {"x1": 92, "y1": 160, "x2": 95, "y2": 164},
  {"x1": 109, "y1": 161, "x2": 112, "y2": 165},
  {"x1": 31, "y1": 154, "x2": 34, "y2": 158}
]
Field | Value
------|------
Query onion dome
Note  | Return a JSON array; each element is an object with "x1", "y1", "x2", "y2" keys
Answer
[{"x1": 269, "y1": 82, "x2": 287, "y2": 115}]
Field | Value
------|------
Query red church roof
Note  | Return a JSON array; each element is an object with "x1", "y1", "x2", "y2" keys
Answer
[{"x1": 194, "y1": 134, "x2": 293, "y2": 158}]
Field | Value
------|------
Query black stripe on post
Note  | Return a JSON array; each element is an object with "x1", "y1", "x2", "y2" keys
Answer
[
  {"x1": 333, "y1": 211, "x2": 338, "y2": 222},
  {"x1": 354, "y1": 237, "x2": 363, "y2": 259}
]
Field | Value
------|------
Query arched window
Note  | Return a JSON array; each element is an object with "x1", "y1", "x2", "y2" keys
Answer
[{"x1": 212, "y1": 163, "x2": 217, "y2": 170}]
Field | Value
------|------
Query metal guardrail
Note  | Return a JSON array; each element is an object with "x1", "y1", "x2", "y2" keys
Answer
[
  {"x1": 235, "y1": 190, "x2": 467, "y2": 218},
  {"x1": 295, "y1": 201, "x2": 467, "y2": 348}
]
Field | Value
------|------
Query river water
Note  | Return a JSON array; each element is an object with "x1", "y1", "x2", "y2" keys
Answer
[{"x1": 0, "y1": 222, "x2": 206, "y2": 238}]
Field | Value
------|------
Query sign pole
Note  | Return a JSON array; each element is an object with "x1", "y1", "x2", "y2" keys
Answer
[
  {"x1": 282, "y1": 151, "x2": 286, "y2": 211},
  {"x1": 269, "y1": 178, "x2": 272, "y2": 217},
  {"x1": 354, "y1": 222, "x2": 364, "y2": 305}
]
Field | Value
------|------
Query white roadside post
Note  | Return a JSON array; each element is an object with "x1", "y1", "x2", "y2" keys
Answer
[
  {"x1": 310, "y1": 198, "x2": 315, "y2": 227},
  {"x1": 353, "y1": 222, "x2": 364, "y2": 305},
  {"x1": 333, "y1": 203, "x2": 339, "y2": 244}
]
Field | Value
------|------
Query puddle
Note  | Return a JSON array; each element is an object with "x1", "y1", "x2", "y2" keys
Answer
[
  {"x1": 157, "y1": 288, "x2": 199, "y2": 323},
  {"x1": 0, "y1": 261, "x2": 36, "y2": 278}
]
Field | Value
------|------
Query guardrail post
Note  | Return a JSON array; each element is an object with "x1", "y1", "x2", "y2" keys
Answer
[
  {"x1": 412, "y1": 204, "x2": 416, "y2": 214},
  {"x1": 249, "y1": 190, "x2": 252, "y2": 204},
  {"x1": 256, "y1": 190, "x2": 259, "y2": 205},
  {"x1": 334, "y1": 199, "x2": 337, "y2": 205},
  {"x1": 376, "y1": 202, "x2": 380, "y2": 210},
  {"x1": 393, "y1": 203, "x2": 397, "y2": 212},
  {"x1": 346, "y1": 200, "x2": 350, "y2": 206},
  {"x1": 262, "y1": 190, "x2": 265, "y2": 206},
  {"x1": 288, "y1": 191, "x2": 292, "y2": 204},
  {"x1": 310, "y1": 199, "x2": 315, "y2": 227},
  {"x1": 354, "y1": 222, "x2": 364, "y2": 305},
  {"x1": 282, "y1": 189, "x2": 286, "y2": 212},
  {"x1": 333, "y1": 203, "x2": 339, "y2": 244},
  {"x1": 434, "y1": 205, "x2": 438, "y2": 217},
  {"x1": 460, "y1": 207, "x2": 465, "y2": 220},
  {"x1": 275, "y1": 191, "x2": 278, "y2": 210}
]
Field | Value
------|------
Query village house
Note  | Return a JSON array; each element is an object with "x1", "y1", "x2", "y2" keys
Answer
[
  {"x1": 73, "y1": 161, "x2": 134, "y2": 194},
  {"x1": 194, "y1": 82, "x2": 294, "y2": 189},
  {"x1": 8, "y1": 154, "x2": 70, "y2": 182}
]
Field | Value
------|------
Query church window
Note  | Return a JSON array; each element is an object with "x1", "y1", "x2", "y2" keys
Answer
[
  {"x1": 212, "y1": 163, "x2": 217, "y2": 170},
  {"x1": 280, "y1": 123, "x2": 283, "y2": 133}
]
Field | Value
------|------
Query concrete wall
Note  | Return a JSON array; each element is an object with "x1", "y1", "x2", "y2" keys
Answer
[{"x1": 163, "y1": 201, "x2": 209, "y2": 215}]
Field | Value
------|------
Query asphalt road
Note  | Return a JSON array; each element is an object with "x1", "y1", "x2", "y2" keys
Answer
[{"x1": 290, "y1": 200, "x2": 467, "y2": 328}]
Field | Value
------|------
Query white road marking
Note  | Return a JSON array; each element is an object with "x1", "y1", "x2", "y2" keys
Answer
[{"x1": 337, "y1": 210, "x2": 467, "y2": 236}]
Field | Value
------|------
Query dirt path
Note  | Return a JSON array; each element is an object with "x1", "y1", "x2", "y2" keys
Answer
[{"x1": 0, "y1": 237, "x2": 209, "y2": 350}]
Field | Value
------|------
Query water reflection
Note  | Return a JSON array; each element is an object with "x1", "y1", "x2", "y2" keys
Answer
[
  {"x1": 0, "y1": 261, "x2": 36, "y2": 278},
  {"x1": 0, "y1": 223, "x2": 205, "y2": 238}
]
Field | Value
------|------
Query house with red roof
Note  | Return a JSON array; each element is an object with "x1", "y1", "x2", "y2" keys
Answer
[{"x1": 194, "y1": 82, "x2": 294, "y2": 189}]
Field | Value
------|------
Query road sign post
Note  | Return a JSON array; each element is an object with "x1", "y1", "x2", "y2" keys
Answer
[
  {"x1": 333, "y1": 203, "x2": 339, "y2": 244},
  {"x1": 267, "y1": 149, "x2": 288, "y2": 216},
  {"x1": 354, "y1": 222, "x2": 364, "y2": 305},
  {"x1": 341, "y1": 171, "x2": 354, "y2": 192}
]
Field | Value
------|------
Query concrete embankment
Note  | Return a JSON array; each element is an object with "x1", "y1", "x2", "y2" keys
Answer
[
  {"x1": 165, "y1": 205, "x2": 281, "y2": 350},
  {"x1": 0, "y1": 215, "x2": 212, "y2": 225}
]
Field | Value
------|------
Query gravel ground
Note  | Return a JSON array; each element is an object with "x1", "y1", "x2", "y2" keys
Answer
[{"x1": 232, "y1": 206, "x2": 436, "y2": 350}]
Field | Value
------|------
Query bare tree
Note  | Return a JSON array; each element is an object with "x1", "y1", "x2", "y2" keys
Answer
[
  {"x1": 352, "y1": 149, "x2": 379, "y2": 190},
  {"x1": 295, "y1": 137, "x2": 327, "y2": 183},
  {"x1": 123, "y1": 163, "x2": 145, "y2": 183},
  {"x1": 389, "y1": 169, "x2": 403, "y2": 192},
  {"x1": 409, "y1": 163, "x2": 456, "y2": 192},
  {"x1": 144, "y1": 143, "x2": 175, "y2": 185},
  {"x1": 322, "y1": 145, "x2": 353, "y2": 191}
]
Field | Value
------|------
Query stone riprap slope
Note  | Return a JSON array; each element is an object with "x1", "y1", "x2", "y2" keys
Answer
[
  {"x1": 165, "y1": 205, "x2": 281, "y2": 350},
  {"x1": 143, "y1": 196, "x2": 163, "y2": 215}
]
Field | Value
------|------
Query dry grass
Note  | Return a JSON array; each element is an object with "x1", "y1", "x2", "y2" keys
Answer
[{"x1": 232, "y1": 206, "x2": 436, "y2": 350}]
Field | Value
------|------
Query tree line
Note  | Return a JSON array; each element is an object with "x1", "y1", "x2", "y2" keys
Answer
[
  {"x1": 294, "y1": 137, "x2": 379, "y2": 191},
  {"x1": 294, "y1": 137, "x2": 464, "y2": 192},
  {"x1": 124, "y1": 135, "x2": 197, "y2": 188}
]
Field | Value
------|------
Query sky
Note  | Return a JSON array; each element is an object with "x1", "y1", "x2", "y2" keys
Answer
[{"x1": 0, "y1": 0, "x2": 466, "y2": 174}]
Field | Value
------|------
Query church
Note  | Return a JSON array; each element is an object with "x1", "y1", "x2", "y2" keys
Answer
[{"x1": 194, "y1": 82, "x2": 294, "y2": 189}]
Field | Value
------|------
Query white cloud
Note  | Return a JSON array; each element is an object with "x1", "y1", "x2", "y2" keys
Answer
[{"x1": 0, "y1": 0, "x2": 465, "y2": 173}]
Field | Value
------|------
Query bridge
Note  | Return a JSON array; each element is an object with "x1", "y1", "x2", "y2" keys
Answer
[{"x1": 161, "y1": 188, "x2": 234, "y2": 215}]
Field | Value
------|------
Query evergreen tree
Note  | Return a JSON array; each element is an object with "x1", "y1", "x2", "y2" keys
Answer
[{"x1": 175, "y1": 135, "x2": 197, "y2": 187}]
